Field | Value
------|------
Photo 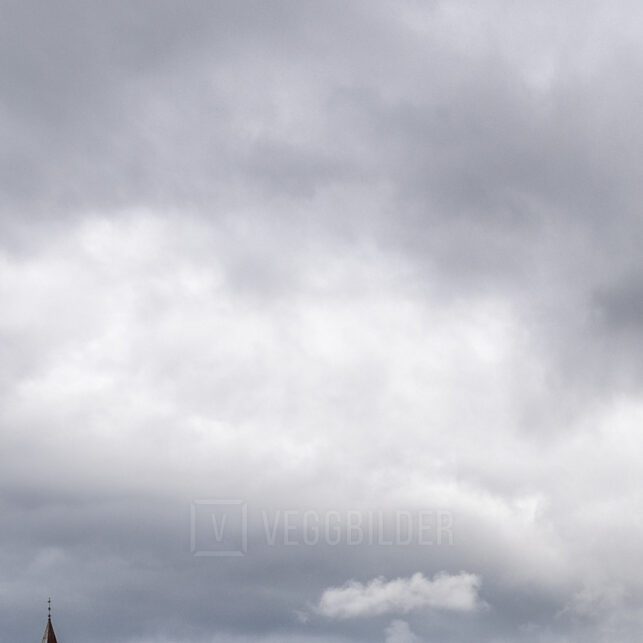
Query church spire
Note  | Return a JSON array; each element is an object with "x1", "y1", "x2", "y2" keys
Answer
[{"x1": 41, "y1": 599, "x2": 58, "y2": 643}]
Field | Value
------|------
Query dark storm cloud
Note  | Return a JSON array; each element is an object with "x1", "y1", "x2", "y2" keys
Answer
[{"x1": 4, "y1": 1, "x2": 643, "y2": 642}]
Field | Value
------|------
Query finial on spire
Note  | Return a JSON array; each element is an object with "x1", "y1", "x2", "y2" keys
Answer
[{"x1": 42, "y1": 597, "x2": 58, "y2": 643}]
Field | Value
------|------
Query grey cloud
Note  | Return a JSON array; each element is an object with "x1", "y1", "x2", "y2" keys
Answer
[{"x1": 4, "y1": 2, "x2": 643, "y2": 643}]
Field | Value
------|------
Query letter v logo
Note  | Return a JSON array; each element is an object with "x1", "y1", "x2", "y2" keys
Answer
[{"x1": 211, "y1": 513, "x2": 228, "y2": 541}]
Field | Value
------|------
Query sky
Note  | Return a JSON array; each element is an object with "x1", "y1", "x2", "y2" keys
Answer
[{"x1": 3, "y1": 1, "x2": 643, "y2": 642}]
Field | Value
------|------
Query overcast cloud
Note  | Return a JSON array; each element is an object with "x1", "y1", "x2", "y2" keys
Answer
[{"x1": 3, "y1": 1, "x2": 643, "y2": 642}]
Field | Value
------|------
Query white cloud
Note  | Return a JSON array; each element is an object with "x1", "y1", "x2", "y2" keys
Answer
[
  {"x1": 317, "y1": 572, "x2": 481, "y2": 619},
  {"x1": 385, "y1": 620, "x2": 421, "y2": 643}
]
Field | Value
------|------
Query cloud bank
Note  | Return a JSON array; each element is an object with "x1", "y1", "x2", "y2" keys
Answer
[{"x1": 4, "y1": 1, "x2": 643, "y2": 642}]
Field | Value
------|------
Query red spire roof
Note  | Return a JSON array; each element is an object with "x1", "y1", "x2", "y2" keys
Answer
[{"x1": 41, "y1": 618, "x2": 58, "y2": 643}]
